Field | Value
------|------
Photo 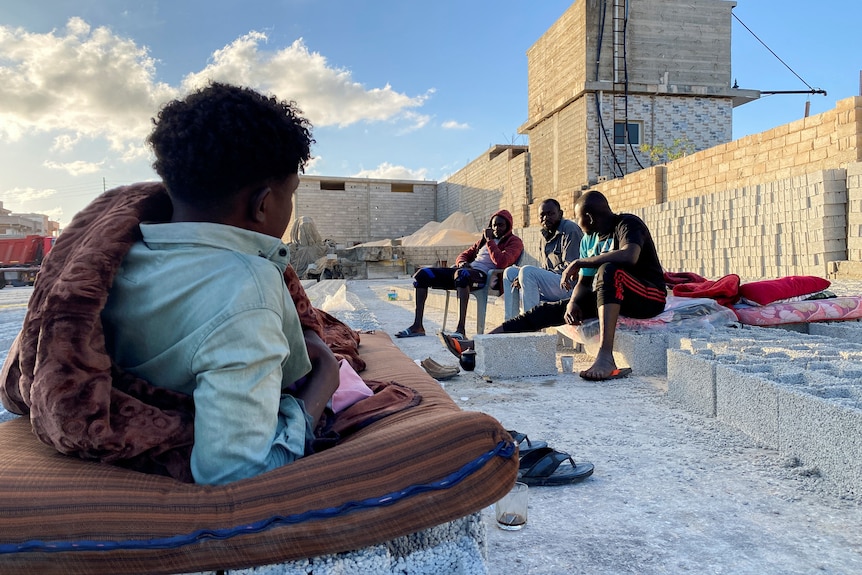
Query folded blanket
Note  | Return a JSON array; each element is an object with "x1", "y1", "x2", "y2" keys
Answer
[
  {"x1": 0, "y1": 183, "x2": 366, "y2": 482},
  {"x1": 669, "y1": 273, "x2": 741, "y2": 307}
]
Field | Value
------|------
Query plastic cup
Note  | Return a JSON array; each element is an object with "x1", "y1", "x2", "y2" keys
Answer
[{"x1": 560, "y1": 355, "x2": 574, "y2": 372}]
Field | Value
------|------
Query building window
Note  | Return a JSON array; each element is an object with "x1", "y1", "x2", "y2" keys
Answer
[
  {"x1": 614, "y1": 121, "x2": 641, "y2": 145},
  {"x1": 320, "y1": 180, "x2": 346, "y2": 191}
]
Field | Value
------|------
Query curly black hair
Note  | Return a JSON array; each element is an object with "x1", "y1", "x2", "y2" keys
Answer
[{"x1": 148, "y1": 82, "x2": 314, "y2": 206}]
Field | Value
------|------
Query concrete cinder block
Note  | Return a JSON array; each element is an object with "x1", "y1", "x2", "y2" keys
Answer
[
  {"x1": 612, "y1": 330, "x2": 670, "y2": 376},
  {"x1": 473, "y1": 333, "x2": 557, "y2": 378},
  {"x1": 666, "y1": 349, "x2": 718, "y2": 417},
  {"x1": 809, "y1": 321, "x2": 862, "y2": 343},
  {"x1": 778, "y1": 388, "x2": 862, "y2": 499},
  {"x1": 715, "y1": 364, "x2": 779, "y2": 448}
]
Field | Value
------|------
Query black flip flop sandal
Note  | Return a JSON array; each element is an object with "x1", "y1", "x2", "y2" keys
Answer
[
  {"x1": 517, "y1": 446, "x2": 595, "y2": 486},
  {"x1": 506, "y1": 429, "x2": 548, "y2": 458}
]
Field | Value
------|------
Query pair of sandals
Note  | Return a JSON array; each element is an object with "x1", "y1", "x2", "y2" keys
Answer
[{"x1": 508, "y1": 430, "x2": 594, "y2": 486}]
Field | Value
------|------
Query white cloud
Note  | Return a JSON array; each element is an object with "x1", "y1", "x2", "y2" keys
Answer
[
  {"x1": 352, "y1": 162, "x2": 428, "y2": 181},
  {"x1": 442, "y1": 120, "x2": 470, "y2": 130},
  {"x1": 181, "y1": 35, "x2": 429, "y2": 128},
  {"x1": 43, "y1": 159, "x2": 104, "y2": 176},
  {"x1": 51, "y1": 133, "x2": 83, "y2": 153},
  {"x1": 1, "y1": 187, "x2": 58, "y2": 206},
  {"x1": 396, "y1": 111, "x2": 432, "y2": 135},
  {"x1": 0, "y1": 20, "x2": 431, "y2": 160},
  {"x1": 304, "y1": 155, "x2": 323, "y2": 174},
  {"x1": 0, "y1": 18, "x2": 176, "y2": 150},
  {"x1": 39, "y1": 207, "x2": 64, "y2": 223}
]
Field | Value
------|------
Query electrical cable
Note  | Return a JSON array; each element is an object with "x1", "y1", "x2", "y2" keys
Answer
[
  {"x1": 731, "y1": 11, "x2": 822, "y2": 93},
  {"x1": 594, "y1": 0, "x2": 624, "y2": 178}
]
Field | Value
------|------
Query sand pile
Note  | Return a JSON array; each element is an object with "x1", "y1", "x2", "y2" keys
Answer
[{"x1": 400, "y1": 212, "x2": 479, "y2": 247}]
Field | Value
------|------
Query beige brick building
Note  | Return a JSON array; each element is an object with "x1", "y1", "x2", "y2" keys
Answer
[
  {"x1": 292, "y1": 176, "x2": 437, "y2": 247},
  {"x1": 522, "y1": 0, "x2": 757, "y2": 200}
]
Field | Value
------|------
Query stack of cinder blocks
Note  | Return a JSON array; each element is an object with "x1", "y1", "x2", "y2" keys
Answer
[
  {"x1": 667, "y1": 325, "x2": 862, "y2": 498},
  {"x1": 639, "y1": 169, "x2": 848, "y2": 279}
]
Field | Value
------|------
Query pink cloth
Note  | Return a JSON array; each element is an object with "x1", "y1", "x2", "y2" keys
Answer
[{"x1": 332, "y1": 359, "x2": 374, "y2": 413}]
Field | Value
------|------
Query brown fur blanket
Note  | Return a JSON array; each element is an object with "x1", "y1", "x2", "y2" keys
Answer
[{"x1": 0, "y1": 183, "x2": 366, "y2": 482}]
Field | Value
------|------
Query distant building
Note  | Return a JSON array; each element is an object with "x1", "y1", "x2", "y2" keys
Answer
[
  {"x1": 292, "y1": 176, "x2": 437, "y2": 246},
  {"x1": 0, "y1": 201, "x2": 60, "y2": 237}
]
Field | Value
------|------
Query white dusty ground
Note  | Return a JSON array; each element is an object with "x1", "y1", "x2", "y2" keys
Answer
[
  {"x1": 318, "y1": 279, "x2": 862, "y2": 575},
  {"x1": 2, "y1": 281, "x2": 862, "y2": 575}
]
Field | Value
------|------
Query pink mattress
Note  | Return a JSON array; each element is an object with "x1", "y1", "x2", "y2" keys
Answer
[{"x1": 732, "y1": 296, "x2": 862, "y2": 326}]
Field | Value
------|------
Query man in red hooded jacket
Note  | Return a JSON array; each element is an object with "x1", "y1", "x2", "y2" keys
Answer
[{"x1": 395, "y1": 209, "x2": 523, "y2": 339}]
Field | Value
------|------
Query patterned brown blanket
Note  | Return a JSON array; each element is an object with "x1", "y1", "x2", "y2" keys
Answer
[{"x1": 0, "y1": 182, "x2": 365, "y2": 482}]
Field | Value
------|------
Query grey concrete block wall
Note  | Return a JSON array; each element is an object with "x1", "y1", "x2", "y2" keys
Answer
[
  {"x1": 715, "y1": 364, "x2": 781, "y2": 449},
  {"x1": 809, "y1": 320, "x2": 862, "y2": 342},
  {"x1": 664, "y1": 324, "x2": 862, "y2": 498},
  {"x1": 778, "y1": 389, "x2": 862, "y2": 499},
  {"x1": 293, "y1": 177, "x2": 437, "y2": 247}
]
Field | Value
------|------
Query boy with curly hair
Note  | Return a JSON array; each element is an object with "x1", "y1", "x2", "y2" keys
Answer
[{"x1": 101, "y1": 83, "x2": 340, "y2": 484}]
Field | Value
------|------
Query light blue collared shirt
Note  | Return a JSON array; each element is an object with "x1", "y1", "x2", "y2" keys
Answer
[{"x1": 102, "y1": 222, "x2": 313, "y2": 485}]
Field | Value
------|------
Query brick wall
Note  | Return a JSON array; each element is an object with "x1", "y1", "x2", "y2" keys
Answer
[
  {"x1": 635, "y1": 169, "x2": 848, "y2": 278},
  {"x1": 847, "y1": 162, "x2": 862, "y2": 262},
  {"x1": 294, "y1": 177, "x2": 436, "y2": 246},
  {"x1": 436, "y1": 146, "x2": 531, "y2": 229},
  {"x1": 661, "y1": 97, "x2": 862, "y2": 202},
  {"x1": 525, "y1": 1, "x2": 586, "y2": 129},
  {"x1": 527, "y1": 98, "x2": 588, "y2": 204}
]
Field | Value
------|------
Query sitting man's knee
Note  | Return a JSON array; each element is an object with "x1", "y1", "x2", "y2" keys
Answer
[
  {"x1": 504, "y1": 265, "x2": 520, "y2": 282},
  {"x1": 412, "y1": 268, "x2": 428, "y2": 287},
  {"x1": 596, "y1": 262, "x2": 620, "y2": 282},
  {"x1": 519, "y1": 264, "x2": 542, "y2": 282},
  {"x1": 453, "y1": 268, "x2": 472, "y2": 288}
]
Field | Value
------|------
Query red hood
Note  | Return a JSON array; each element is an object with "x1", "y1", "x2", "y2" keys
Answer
[{"x1": 489, "y1": 209, "x2": 514, "y2": 235}]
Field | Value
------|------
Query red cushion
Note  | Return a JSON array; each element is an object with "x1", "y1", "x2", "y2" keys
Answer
[{"x1": 738, "y1": 276, "x2": 830, "y2": 306}]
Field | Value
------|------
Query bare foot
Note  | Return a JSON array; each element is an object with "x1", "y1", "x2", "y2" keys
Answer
[{"x1": 579, "y1": 350, "x2": 618, "y2": 381}]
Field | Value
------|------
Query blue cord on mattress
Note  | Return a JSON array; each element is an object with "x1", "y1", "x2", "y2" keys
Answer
[{"x1": 1, "y1": 439, "x2": 516, "y2": 554}]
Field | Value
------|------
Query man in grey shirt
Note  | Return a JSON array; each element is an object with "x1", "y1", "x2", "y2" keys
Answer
[{"x1": 503, "y1": 198, "x2": 583, "y2": 319}]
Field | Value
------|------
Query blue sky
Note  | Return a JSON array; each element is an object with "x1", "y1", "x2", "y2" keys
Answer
[{"x1": 1, "y1": 1, "x2": 859, "y2": 226}]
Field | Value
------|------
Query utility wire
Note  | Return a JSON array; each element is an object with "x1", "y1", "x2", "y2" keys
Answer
[{"x1": 732, "y1": 11, "x2": 821, "y2": 93}]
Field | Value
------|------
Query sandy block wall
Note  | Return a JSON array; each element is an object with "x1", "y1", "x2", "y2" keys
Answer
[
  {"x1": 625, "y1": 0, "x2": 733, "y2": 89},
  {"x1": 369, "y1": 183, "x2": 436, "y2": 241},
  {"x1": 436, "y1": 147, "x2": 530, "y2": 229},
  {"x1": 528, "y1": 98, "x2": 588, "y2": 202},
  {"x1": 295, "y1": 179, "x2": 436, "y2": 246},
  {"x1": 595, "y1": 165, "x2": 665, "y2": 214},
  {"x1": 664, "y1": 97, "x2": 862, "y2": 203},
  {"x1": 846, "y1": 162, "x2": 862, "y2": 261},
  {"x1": 638, "y1": 169, "x2": 847, "y2": 278},
  {"x1": 510, "y1": 227, "x2": 545, "y2": 269},
  {"x1": 526, "y1": 1, "x2": 586, "y2": 129}
]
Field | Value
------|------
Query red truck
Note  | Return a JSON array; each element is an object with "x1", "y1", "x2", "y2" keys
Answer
[{"x1": 0, "y1": 235, "x2": 54, "y2": 288}]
